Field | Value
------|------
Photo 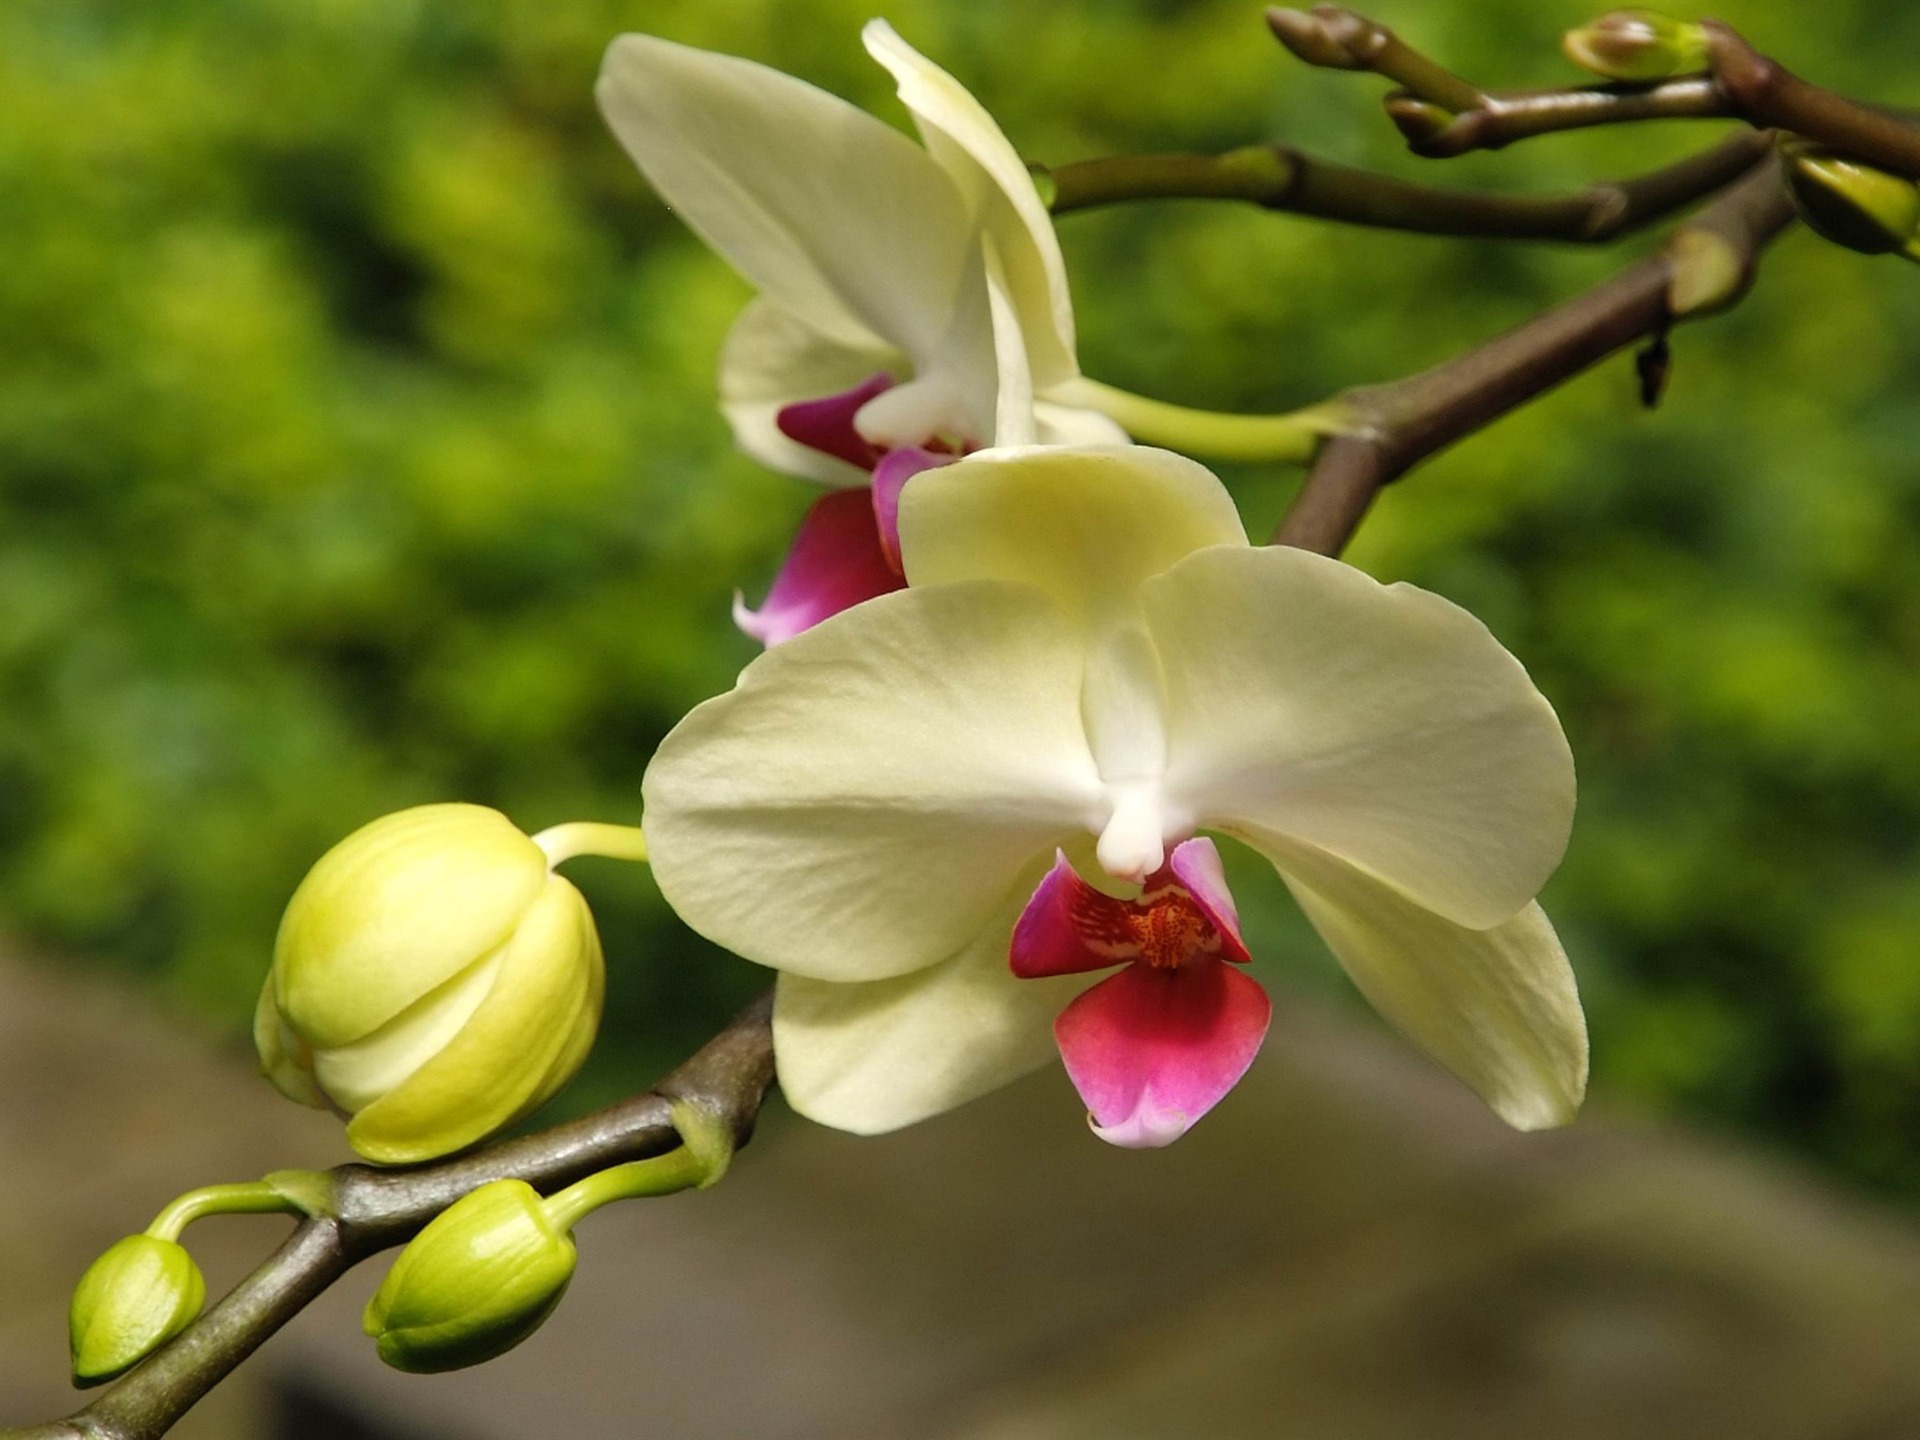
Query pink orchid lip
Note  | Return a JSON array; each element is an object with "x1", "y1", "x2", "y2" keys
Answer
[
  {"x1": 870, "y1": 446, "x2": 956, "y2": 575},
  {"x1": 1010, "y1": 839, "x2": 1251, "y2": 980},
  {"x1": 732, "y1": 488, "x2": 905, "y2": 647},
  {"x1": 1057, "y1": 960, "x2": 1271, "y2": 1149},
  {"x1": 1010, "y1": 839, "x2": 1270, "y2": 1148},
  {"x1": 775, "y1": 375, "x2": 895, "y2": 471}
]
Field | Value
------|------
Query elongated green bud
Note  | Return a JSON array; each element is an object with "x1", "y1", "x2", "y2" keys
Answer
[
  {"x1": 69, "y1": 1236, "x2": 206, "y2": 1386},
  {"x1": 1563, "y1": 11, "x2": 1709, "y2": 82},
  {"x1": 1781, "y1": 141, "x2": 1920, "y2": 257},
  {"x1": 363, "y1": 1180, "x2": 576, "y2": 1374},
  {"x1": 256, "y1": 804, "x2": 613, "y2": 1164}
]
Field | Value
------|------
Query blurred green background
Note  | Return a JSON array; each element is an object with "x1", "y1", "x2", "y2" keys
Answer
[{"x1": 4, "y1": 0, "x2": 1920, "y2": 1189}]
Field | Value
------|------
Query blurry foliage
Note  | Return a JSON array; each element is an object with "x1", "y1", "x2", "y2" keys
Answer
[{"x1": 5, "y1": 0, "x2": 1920, "y2": 1186}]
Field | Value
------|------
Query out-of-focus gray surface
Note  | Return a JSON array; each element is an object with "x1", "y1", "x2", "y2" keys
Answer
[{"x1": 6, "y1": 951, "x2": 1920, "y2": 1440}]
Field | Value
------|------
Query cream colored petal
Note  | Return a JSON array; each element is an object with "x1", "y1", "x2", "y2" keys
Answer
[
  {"x1": 597, "y1": 34, "x2": 970, "y2": 362},
  {"x1": 855, "y1": 236, "x2": 1003, "y2": 452},
  {"x1": 254, "y1": 979, "x2": 327, "y2": 1110},
  {"x1": 1143, "y1": 546, "x2": 1575, "y2": 930},
  {"x1": 985, "y1": 233, "x2": 1037, "y2": 447},
  {"x1": 774, "y1": 872, "x2": 1087, "y2": 1133},
  {"x1": 1033, "y1": 398, "x2": 1131, "y2": 448},
  {"x1": 642, "y1": 581, "x2": 1104, "y2": 983},
  {"x1": 1274, "y1": 844, "x2": 1586, "y2": 1130},
  {"x1": 863, "y1": 21, "x2": 1078, "y2": 389},
  {"x1": 719, "y1": 297, "x2": 906, "y2": 486},
  {"x1": 345, "y1": 877, "x2": 602, "y2": 1164},
  {"x1": 898, "y1": 444, "x2": 1246, "y2": 633},
  {"x1": 275, "y1": 804, "x2": 548, "y2": 1049}
]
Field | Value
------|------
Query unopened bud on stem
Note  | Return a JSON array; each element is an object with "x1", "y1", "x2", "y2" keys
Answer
[
  {"x1": 364, "y1": 1180, "x2": 576, "y2": 1374},
  {"x1": 255, "y1": 804, "x2": 632, "y2": 1164},
  {"x1": 1563, "y1": 11, "x2": 1709, "y2": 82},
  {"x1": 1781, "y1": 140, "x2": 1920, "y2": 257},
  {"x1": 364, "y1": 1101, "x2": 734, "y2": 1373},
  {"x1": 69, "y1": 1236, "x2": 206, "y2": 1386}
]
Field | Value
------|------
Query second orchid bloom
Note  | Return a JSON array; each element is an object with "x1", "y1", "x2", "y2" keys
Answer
[
  {"x1": 597, "y1": 23, "x2": 1124, "y2": 644},
  {"x1": 642, "y1": 444, "x2": 1587, "y2": 1148}
]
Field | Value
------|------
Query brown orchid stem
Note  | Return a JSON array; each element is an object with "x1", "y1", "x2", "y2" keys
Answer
[
  {"x1": 4, "y1": 994, "x2": 775, "y2": 1440},
  {"x1": 1045, "y1": 131, "x2": 1768, "y2": 240},
  {"x1": 1267, "y1": 6, "x2": 1920, "y2": 176},
  {"x1": 1273, "y1": 161, "x2": 1796, "y2": 555}
]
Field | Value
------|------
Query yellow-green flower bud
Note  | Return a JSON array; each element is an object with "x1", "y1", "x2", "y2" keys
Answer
[
  {"x1": 363, "y1": 1180, "x2": 575, "y2": 1373},
  {"x1": 1563, "y1": 11, "x2": 1709, "y2": 82},
  {"x1": 255, "y1": 804, "x2": 605, "y2": 1165},
  {"x1": 69, "y1": 1236, "x2": 206, "y2": 1386},
  {"x1": 1781, "y1": 141, "x2": 1920, "y2": 257}
]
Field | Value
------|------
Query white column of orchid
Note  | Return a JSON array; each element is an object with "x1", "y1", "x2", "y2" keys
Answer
[{"x1": 641, "y1": 445, "x2": 1587, "y2": 1148}]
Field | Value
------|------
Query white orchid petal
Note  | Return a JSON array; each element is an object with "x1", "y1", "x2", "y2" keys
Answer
[
  {"x1": 1143, "y1": 545, "x2": 1575, "y2": 929},
  {"x1": 897, "y1": 445, "x2": 1247, "y2": 634},
  {"x1": 643, "y1": 581, "x2": 1103, "y2": 983},
  {"x1": 862, "y1": 20, "x2": 1078, "y2": 388},
  {"x1": 984, "y1": 233, "x2": 1037, "y2": 447},
  {"x1": 719, "y1": 298, "x2": 904, "y2": 486},
  {"x1": 598, "y1": 34, "x2": 970, "y2": 362},
  {"x1": 854, "y1": 240, "x2": 1000, "y2": 450},
  {"x1": 1275, "y1": 845, "x2": 1587, "y2": 1130},
  {"x1": 774, "y1": 872, "x2": 1087, "y2": 1133},
  {"x1": 1034, "y1": 398, "x2": 1131, "y2": 447}
]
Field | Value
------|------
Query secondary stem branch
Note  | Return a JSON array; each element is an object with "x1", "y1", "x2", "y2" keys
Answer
[
  {"x1": 1272, "y1": 161, "x2": 1796, "y2": 555},
  {"x1": 8, "y1": 993, "x2": 776, "y2": 1440},
  {"x1": 1046, "y1": 132, "x2": 1767, "y2": 240},
  {"x1": 1267, "y1": 5, "x2": 1920, "y2": 175}
]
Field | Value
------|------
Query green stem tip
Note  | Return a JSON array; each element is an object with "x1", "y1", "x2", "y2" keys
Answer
[
  {"x1": 1057, "y1": 377, "x2": 1355, "y2": 465},
  {"x1": 542, "y1": 1100, "x2": 735, "y2": 1232},
  {"x1": 146, "y1": 1173, "x2": 328, "y2": 1242},
  {"x1": 532, "y1": 821, "x2": 649, "y2": 868}
]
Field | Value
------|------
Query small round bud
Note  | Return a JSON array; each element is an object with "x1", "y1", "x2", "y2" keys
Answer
[
  {"x1": 256, "y1": 804, "x2": 605, "y2": 1165},
  {"x1": 1781, "y1": 141, "x2": 1920, "y2": 256},
  {"x1": 1563, "y1": 11, "x2": 1709, "y2": 82},
  {"x1": 69, "y1": 1236, "x2": 207, "y2": 1386},
  {"x1": 363, "y1": 1180, "x2": 576, "y2": 1373}
]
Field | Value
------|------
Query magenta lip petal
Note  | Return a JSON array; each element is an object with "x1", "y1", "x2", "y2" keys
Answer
[
  {"x1": 733, "y1": 488, "x2": 907, "y2": 647},
  {"x1": 1167, "y1": 838, "x2": 1252, "y2": 965},
  {"x1": 1010, "y1": 852, "x2": 1142, "y2": 980},
  {"x1": 775, "y1": 374, "x2": 895, "y2": 470},
  {"x1": 1054, "y1": 960, "x2": 1273, "y2": 1149},
  {"x1": 871, "y1": 446, "x2": 958, "y2": 575}
]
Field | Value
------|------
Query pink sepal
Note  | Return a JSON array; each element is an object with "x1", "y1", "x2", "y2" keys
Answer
[
  {"x1": 870, "y1": 446, "x2": 956, "y2": 575},
  {"x1": 1010, "y1": 851, "x2": 1128, "y2": 979},
  {"x1": 1055, "y1": 960, "x2": 1272, "y2": 1149},
  {"x1": 1167, "y1": 839, "x2": 1250, "y2": 964},
  {"x1": 1009, "y1": 839, "x2": 1248, "y2": 979},
  {"x1": 775, "y1": 374, "x2": 894, "y2": 471},
  {"x1": 733, "y1": 489, "x2": 906, "y2": 647}
]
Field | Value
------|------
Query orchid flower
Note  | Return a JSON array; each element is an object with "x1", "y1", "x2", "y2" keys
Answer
[
  {"x1": 641, "y1": 445, "x2": 1587, "y2": 1147},
  {"x1": 596, "y1": 22, "x2": 1124, "y2": 644}
]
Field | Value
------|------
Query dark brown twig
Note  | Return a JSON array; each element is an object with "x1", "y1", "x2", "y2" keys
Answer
[
  {"x1": 1272, "y1": 161, "x2": 1796, "y2": 554},
  {"x1": 1046, "y1": 132, "x2": 1768, "y2": 241},
  {"x1": 1268, "y1": 6, "x2": 1920, "y2": 176},
  {"x1": 4, "y1": 994, "x2": 777, "y2": 1440}
]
